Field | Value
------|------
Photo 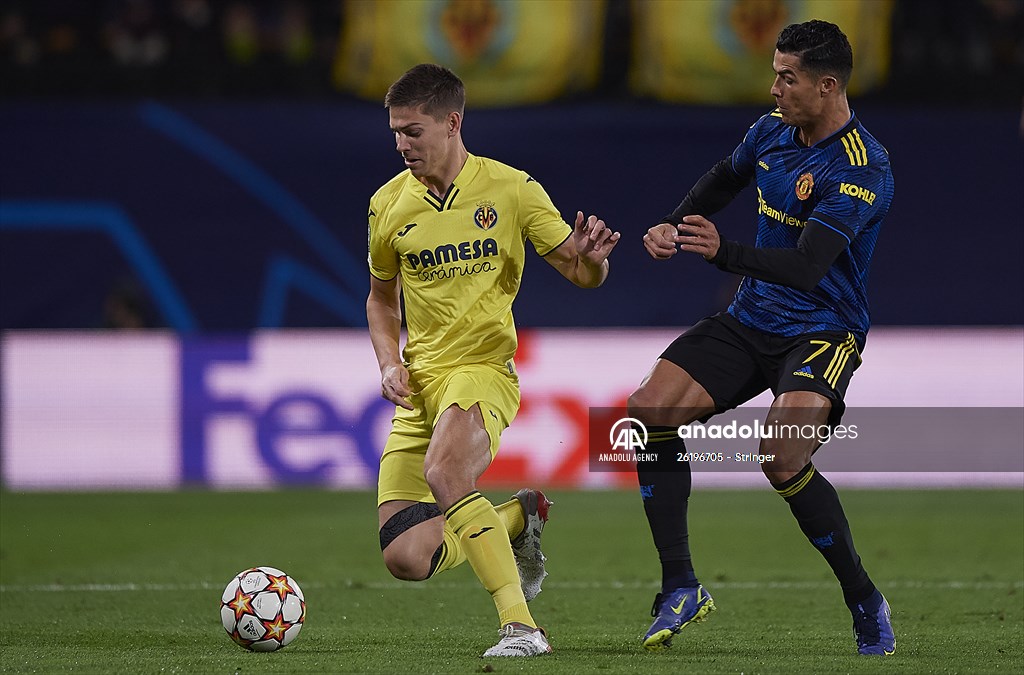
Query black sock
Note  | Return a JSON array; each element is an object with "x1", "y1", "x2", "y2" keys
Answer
[
  {"x1": 774, "y1": 463, "x2": 875, "y2": 606},
  {"x1": 636, "y1": 425, "x2": 699, "y2": 592}
]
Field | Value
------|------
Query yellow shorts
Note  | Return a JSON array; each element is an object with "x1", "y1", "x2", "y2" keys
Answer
[{"x1": 376, "y1": 363, "x2": 520, "y2": 506}]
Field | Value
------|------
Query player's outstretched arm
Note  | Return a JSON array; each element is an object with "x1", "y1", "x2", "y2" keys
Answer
[
  {"x1": 544, "y1": 211, "x2": 621, "y2": 288},
  {"x1": 366, "y1": 275, "x2": 414, "y2": 409},
  {"x1": 678, "y1": 215, "x2": 850, "y2": 292}
]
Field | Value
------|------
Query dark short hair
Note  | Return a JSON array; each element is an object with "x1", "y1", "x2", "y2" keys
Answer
[
  {"x1": 776, "y1": 20, "x2": 853, "y2": 88},
  {"x1": 384, "y1": 64, "x2": 466, "y2": 119}
]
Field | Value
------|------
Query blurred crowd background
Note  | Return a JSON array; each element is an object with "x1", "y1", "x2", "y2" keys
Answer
[
  {"x1": 1, "y1": 0, "x2": 1021, "y2": 105},
  {"x1": 1, "y1": 1, "x2": 1022, "y2": 332}
]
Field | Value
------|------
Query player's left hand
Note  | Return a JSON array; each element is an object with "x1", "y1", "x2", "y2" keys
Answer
[
  {"x1": 573, "y1": 211, "x2": 621, "y2": 266},
  {"x1": 676, "y1": 215, "x2": 721, "y2": 261}
]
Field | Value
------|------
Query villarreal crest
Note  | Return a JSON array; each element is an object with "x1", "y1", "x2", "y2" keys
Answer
[{"x1": 474, "y1": 201, "x2": 498, "y2": 230}]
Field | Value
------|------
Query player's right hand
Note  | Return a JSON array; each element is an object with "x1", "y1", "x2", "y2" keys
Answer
[
  {"x1": 380, "y1": 363, "x2": 414, "y2": 410},
  {"x1": 643, "y1": 222, "x2": 679, "y2": 260}
]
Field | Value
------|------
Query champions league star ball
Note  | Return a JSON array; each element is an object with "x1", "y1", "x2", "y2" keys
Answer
[{"x1": 220, "y1": 566, "x2": 306, "y2": 651}]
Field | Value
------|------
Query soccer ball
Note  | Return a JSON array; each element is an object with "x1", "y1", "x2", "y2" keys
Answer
[{"x1": 220, "y1": 566, "x2": 305, "y2": 651}]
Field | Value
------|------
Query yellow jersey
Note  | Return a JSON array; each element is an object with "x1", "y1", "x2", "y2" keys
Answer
[{"x1": 368, "y1": 154, "x2": 570, "y2": 381}]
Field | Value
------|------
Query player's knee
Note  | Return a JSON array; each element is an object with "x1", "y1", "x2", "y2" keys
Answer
[
  {"x1": 627, "y1": 386, "x2": 659, "y2": 418},
  {"x1": 762, "y1": 466, "x2": 796, "y2": 485},
  {"x1": 422, "y1": 460, "x2": 448, "y2": 496},
  {"x1": 422, "y1": 458, "x2": 465, "y2": 501},
  {"x1": 382, "y1": 548, "x2": 430, "y2": 582},
  {"x1": 759, "y1": 448, "x2": 810, "y2": 484}
]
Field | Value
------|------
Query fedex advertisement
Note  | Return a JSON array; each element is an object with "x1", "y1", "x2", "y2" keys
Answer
[{"x1": 2, "y1": 328, "x2": 1022, "y2": 490}]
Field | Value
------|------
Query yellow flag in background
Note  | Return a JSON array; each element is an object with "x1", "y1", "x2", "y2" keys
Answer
[
  {"x1": 630, "y1": 0, "x2": 893, "y2": 104},
  {"x1": 334, "y1": 0, "x2": 607, "y2": 107}
]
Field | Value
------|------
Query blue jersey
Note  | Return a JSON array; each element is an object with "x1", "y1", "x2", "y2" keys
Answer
[{"x1": 727, "y1": 110, "x2": 893, "y2": 346}]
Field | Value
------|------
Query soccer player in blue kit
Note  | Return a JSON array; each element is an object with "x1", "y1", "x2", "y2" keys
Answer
[{"x1": 630, "y1": 20, "x2": 896, "y2": 656}]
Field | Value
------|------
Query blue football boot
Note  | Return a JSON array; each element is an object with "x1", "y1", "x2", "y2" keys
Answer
[
  {"x1": 850, "y1": 590, "x2": 896, "y2": 656},
  {"x1": 642, "y1": 584, "x2": 716, "y2": 651}
]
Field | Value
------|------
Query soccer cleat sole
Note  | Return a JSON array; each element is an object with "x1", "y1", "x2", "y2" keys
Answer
[
  {"x1": 867, "y1": 647, "x2": 896, "y2": 656},
  {"x1": 859, "y1": 639, "x2": 897, "y2": 656}
]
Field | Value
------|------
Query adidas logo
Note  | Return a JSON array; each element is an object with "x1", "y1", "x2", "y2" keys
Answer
[{"x1": 793, "y1": 365, "x2": 814, "y2": 379}]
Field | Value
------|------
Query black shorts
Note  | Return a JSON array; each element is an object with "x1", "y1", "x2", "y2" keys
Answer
[{"x1": 661, "y1": 312, "x2": 862, "y2": 426}]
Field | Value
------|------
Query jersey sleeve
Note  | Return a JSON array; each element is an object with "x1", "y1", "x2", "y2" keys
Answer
[
  {"x1": 808, "y1": 163, "x2": 890, "y2": 243},
  {"x1": 519, "y1": 174, "x2": 571, "y2": 256},
  {"x1": 729, "y1": 110, "x2": 776, "y2": 180},
  {"x1": 367, "y1": 197, "x2": 399, "y2": 281}
]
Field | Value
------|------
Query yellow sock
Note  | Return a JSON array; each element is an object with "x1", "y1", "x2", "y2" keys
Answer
[
  {"x1": 428, "y1": 524, "x2": 467, "y2": 577},
  {"x1": 495, "y1": 497, "x2": 525, "y2": 540},
  {"x1": 429, "y1": 498, "x2": 521, "y2": 579},
  {"x1": 445, "y1": 491, "x2": 534, "y2": 628}
]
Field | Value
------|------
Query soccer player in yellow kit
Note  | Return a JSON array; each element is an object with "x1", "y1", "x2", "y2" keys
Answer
[{"x1": 366, "y1": 64, "x2": 620, "y2": 657}]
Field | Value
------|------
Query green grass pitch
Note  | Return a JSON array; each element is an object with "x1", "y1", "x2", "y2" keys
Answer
[{"x1": 1, "y1": 488, "x2": 1021, "y2": 673}]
